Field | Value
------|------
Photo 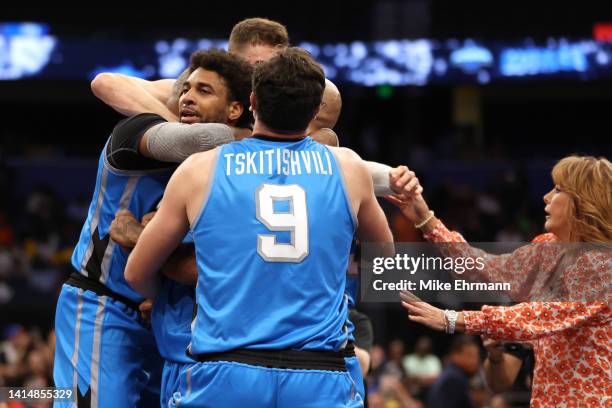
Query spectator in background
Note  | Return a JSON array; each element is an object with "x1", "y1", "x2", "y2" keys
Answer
[
  {"x1": 387, "y1": 339, "x2": 408, "y2": 379},
  {"x1": 0, "y1": 326, "x2": 54, "y2": 393},
  {"x1": 403, "y1": 336, "x2": 441, "y2": 400},
  {"x1": 23, "y1": 349, "x2": 49, "y2": 388},
  {"x1": 489, "y1": 394, "x2": 512, "y2": 408},
  {"x1": 368, "y1": 375, "x2": 421, "y2": 408},
  {"x1": 0, "y1": 212, "x2": 14, "y2": 247},
  {"x1": 427, "y1": 335, "x2": 480, "y2": 408},
  {"x1": 366, "y1": 344, "x2": 387, "y2": 386},
  {"x1": 367, "y1": 342, "x2": 423, "y2": 407},
  {"x1": 0, "y1": 325, "x2": 31, "y2": 386},
  {"x1": 482, "y1": 337, "x2": 532, "y2": 407}
]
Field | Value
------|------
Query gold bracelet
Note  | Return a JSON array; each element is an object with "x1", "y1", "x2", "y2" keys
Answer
[{"x1": 414, "y1": 210, "x2": 435, "y2": 229}]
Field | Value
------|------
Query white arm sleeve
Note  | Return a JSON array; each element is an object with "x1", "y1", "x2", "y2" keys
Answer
[
  {"x1": 365, "y1": 161, "x2": 393, "y2": 197},
  {"x1": 146, "y1": 122, "x2": 234, "y2": 162}
]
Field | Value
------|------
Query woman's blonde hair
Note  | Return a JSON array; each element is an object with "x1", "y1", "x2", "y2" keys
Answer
[{"x1": 552, "y1": 155, "x2": 612, "y2": 243}]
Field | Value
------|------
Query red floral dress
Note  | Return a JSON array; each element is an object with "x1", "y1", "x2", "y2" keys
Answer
[{"x1": 424, "y1": 223, "x2": 612, "y2": 407}]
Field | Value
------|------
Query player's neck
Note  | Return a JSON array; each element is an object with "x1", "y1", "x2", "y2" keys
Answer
[{"x1": 252, "y1": 120, "x2": 307, "y2": 140}]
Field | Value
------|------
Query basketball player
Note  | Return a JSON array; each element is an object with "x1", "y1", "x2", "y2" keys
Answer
[
  {"x1": 94, "y1": 17, "x2": 389, "y2": 399},
  {"x1": 52, "y1": 49, "x2": 252, "y2": 408},
  {"x1": 90, "y1": 18, "x2": 339, "y2": 144},
  {"x1": 124, "y1": 46, "x2": 398, "y2": 407},
  {"x1": 99, "y1": 19, "x2": 370, "y2": 405}
]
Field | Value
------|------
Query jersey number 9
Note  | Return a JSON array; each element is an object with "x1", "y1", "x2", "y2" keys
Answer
[{"x1": 255, "y1": 184, "x2": 309, "y2": 262}]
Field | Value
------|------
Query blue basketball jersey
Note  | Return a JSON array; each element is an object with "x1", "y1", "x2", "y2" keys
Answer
[
  {"x1": 71, "y1": 139, "x2": 175, "y2": 303},
  {"x1": 345, "y1": 239, "x2": 360, "y2": 307},
  {"x1": 151, "y1": 279, "x2": 195, "y2": 363},
  {"x1": 151, "y1": 232, "x2": 196, "y2": 364},
  {"x1": 190, "y1": 136, "x2": 356, "y2": 354}
]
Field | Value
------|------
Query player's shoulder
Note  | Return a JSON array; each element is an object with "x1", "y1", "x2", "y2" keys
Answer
[
  {"x1": 327, "y1": 146, "x2": 362, "y2": 162},
  {"x1": 186, "y1": 147, "x2": 220, "y2": 164},
  {"x1": 176, "y1": 147, "x2": 220, "y2": 176},
  {"x1": 329, "y1": 146, "x2": 367, "y2": 171}
]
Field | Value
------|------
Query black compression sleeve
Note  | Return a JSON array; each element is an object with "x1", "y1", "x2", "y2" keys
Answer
[
  {"x1": 349, "y1": 309, "x2": 374, "y2": 352},
  {"x1": 105, "y1": 113, "x2": 173, "y2": 171}
]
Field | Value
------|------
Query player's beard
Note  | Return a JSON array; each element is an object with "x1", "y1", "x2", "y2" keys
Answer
[{"x1": 199, "y1": 108, "x2": 228, "y2": 126}]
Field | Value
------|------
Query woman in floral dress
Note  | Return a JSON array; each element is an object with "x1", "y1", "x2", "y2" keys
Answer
[{"x1": 389, "y1": 155, "x2": 611, "y2": 407}]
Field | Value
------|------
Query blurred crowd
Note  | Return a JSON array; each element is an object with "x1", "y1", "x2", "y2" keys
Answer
[
  {"x1": 0, "y1": 325, "x2": 55, "y2": 408},
  {"x1": 366, "y1": 335, "x2": 530, "y2": 408},
  {"x1": 0, "y1": 329, "x2": 531, "y2": 408},
  {"x1": 0, "y1": 156, "x2": 87, "y2": 321}
]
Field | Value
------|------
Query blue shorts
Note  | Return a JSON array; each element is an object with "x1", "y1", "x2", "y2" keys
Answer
[
  {"x1": 160, "y1": 360, "x2": 192, "y2": 408},
  {"x1": 53, "y1": 284, "x2": 163, "y2": 408},
  {"x1": 345, "y1": 356, "x2": 365, "y2": 403},
  {"x1": 170, "y1": 360, "x2": 363, "y2": 407}
]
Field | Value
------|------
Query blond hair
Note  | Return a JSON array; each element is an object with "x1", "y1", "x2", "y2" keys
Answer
[
  {"x1": 228, "y1": 18, "x2": 289, "y2": 52},
  {"x1": 551, "y1": 155, "x2": 612, "y2": 243}
]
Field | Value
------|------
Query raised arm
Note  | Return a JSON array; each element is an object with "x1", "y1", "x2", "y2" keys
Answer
[
  {"x1": 107, "y1": 113, "x2": 235, "y2": 169},
  {"x1": 402, "y1": 291, "x2": 611, "y2": 342},
  {"x1": 462, "y1": 301, "x2": 610, "y2": 341},
  {"x1": 365, "y1": 161, "x2": 395, "y2": 196},
  {"x1": 138, "y1": 122, "x2": 234, "y2": 162},
  {"x1": 91, "y1": 73, "x2": 178, "y2": 121},
  {"x1": 466, "y1": 251, "x2": 610, "y2": 339},
  {"x1": 355, "y1": 166, "x2": 393, "y2": 244},
  {"x1": 387, "y1": 170, "x2": 557, "y2": 300},
  {"x1": 331, "y1": 147, "x2": 393, "y2": 245}
]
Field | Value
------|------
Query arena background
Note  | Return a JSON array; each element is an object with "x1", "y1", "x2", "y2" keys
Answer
[{"x1": 1, "y1": 3, "x2": 611, "y2": 407}]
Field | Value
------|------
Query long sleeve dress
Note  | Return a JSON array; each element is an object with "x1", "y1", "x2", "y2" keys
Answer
[{"x1": 424, "y1": 223, "x2": 611, "y2": 407}]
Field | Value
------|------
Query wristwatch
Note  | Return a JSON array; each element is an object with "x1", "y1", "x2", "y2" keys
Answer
[{"x1": 444, "y1": 309, "x2": 458, "y2": 334}]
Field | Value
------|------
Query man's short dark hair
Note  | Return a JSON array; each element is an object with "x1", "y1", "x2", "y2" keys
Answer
[
  {"x1": 229, "y1": 18, "x2": 289, "y2": 52},
  {"x1": 252, "y1": 47, "x2": 325, "y2": 132},
  {"x1": 188, "y1": 49, "x2": 253, "y2": 128}
]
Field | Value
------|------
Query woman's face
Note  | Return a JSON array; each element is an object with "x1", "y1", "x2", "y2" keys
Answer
[{"x1": 543, "y1": 185, "x2": 572, "y2": 241}]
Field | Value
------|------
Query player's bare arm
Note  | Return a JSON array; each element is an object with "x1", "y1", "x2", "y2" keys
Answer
[
  {"x1": 353, "y1": 163, "x2": 394, "y2": 244},
  {"x1": 91, "y1": 73, "x2": 178, "y2": 121},
  {"x1": 330, "y1": 147, "x2": 393, "y2": 245},
  {"x1": 125, "y1": 149, "x2": 217, "y2": 298}
]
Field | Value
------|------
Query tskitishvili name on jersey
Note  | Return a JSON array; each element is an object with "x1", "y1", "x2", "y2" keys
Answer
[{"x1": 224, "y1": 149, "x2": 334, "y2": 176}]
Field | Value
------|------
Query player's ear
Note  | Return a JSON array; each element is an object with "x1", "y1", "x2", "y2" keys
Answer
[
  {"x1": 310, "y1": 105, "x2": 320, "y2": 124},
  {"x1": 228, "y1": 101, "x2": 244, "y2": 123},
  {"x1": 249, "y1": 91, "x2": 257, "y2": 113}
]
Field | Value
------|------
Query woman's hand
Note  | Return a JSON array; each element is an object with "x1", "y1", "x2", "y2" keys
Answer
[
  {"x1": 401, "y1": 291, "x2": 466, "y2": 333},
  {"x1": 400, "y1": 291, "x2": 446, "y2": 331}
]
